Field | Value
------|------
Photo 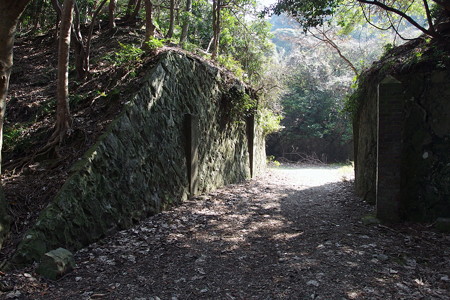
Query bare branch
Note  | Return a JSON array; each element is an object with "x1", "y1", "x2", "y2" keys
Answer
[{"x1": 307, "y1": 28, "x2": 359, "y2": 76}]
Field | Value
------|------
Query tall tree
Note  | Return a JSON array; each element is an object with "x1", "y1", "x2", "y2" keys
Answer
[
  {"x1": 179, "y1": 0, "x2": 192, "y2": 45},
  {"x1": 144, "y1": 0, "x2": 156, "y2": 46},
  {"x1": 167, "y1": 0, "x2": 176, "y2": 38},
  {"x1": 51, "y1": 0, "x2": 74, "y2": 145},
  {"x1": 0, "y1": 0, "x2": 32, "y2": 173},
  {"x1": 211, "y1": 0, "x2": 222, "y2": 58}
]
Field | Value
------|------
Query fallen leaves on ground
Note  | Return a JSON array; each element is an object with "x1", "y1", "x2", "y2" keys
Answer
[{"x1": 1, "y1": 166, "x2": 449, "y2": 299}]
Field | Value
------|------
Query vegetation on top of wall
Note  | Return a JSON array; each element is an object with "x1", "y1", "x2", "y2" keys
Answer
[
  {"x1": 345, "y1": 37, "x2": 450, "y2": 119},
  {"x1": 257, "y1": 108, "x2": 282, "y2": 136}
]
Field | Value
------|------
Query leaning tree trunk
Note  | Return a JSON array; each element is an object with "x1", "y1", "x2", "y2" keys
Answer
[
  {"x1": 0, "y1": 0, "x2": 32, "y2": 173},
  {"x1": 53, "y1": 0, "x2": 74, "y2": 144}
]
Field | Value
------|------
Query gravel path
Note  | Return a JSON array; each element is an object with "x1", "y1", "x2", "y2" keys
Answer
[{"x1": 1, "y1": 165, "x2": 450, "y2": 299}]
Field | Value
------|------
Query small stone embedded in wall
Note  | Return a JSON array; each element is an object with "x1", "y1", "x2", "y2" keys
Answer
[{"x1": 423, "y1": 152, "x2": 429, "y2": 159}]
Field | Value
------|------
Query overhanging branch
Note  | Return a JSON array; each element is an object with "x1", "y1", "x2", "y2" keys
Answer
[{"x1": 357, "y1": 0, "x2": 439, "y2": 38}]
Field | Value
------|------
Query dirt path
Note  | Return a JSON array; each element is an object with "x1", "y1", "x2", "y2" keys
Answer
[{"x1": 2, "y1": 165, "x2": 450, "y2": 299}]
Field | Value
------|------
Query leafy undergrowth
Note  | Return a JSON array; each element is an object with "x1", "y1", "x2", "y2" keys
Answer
[{"x1": 0, "y1": 23, "x2": 190, "y2": 263}]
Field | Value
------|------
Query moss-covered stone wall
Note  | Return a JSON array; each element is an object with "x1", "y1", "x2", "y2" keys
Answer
[{"x1": 11, "y1": 51, "x2": 266, "y2": 265}]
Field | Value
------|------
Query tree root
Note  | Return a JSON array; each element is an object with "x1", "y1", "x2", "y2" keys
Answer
[{"x1": 3, "y1": 123, "x2": 71, "y2": 174}]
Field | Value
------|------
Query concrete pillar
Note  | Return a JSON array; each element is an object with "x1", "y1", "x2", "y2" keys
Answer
[
  {"x1": 246, "y1": 114, "x2": 255, "y2": 178},
  {"x1": 184, "y1": 114, "x2": 199, "y2": 196},
  {"x1": 376, "y1": 76, "x2": 404, "y2": 222}
]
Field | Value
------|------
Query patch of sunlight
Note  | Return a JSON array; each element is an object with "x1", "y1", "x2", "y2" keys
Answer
[
  {"x1": 347, "y1": 291, "x2": 362, "y2": 299},
  {"x1": 346, "y1": 261, "x2": 359, "y2": 268},
  {"x1": 271, "y1": 232, "x2": 304, "y2": 240},
  {"x1": 270, "y1": 163, "x2": 354, "y2": 187}
]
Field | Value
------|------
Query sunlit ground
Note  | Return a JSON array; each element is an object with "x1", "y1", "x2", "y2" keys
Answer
[{"x1": 269, "y1": 163, "x2": 355, "y2": 187}]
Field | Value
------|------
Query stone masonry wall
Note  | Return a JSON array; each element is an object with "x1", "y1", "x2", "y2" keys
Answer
[
  {"x1": 354, "y1": 69, "x2": 450, "y2": 221},
  {"x1": 354, "y1": 84, "x2": 378, "y2": 204},
  {"x1": 12, "y1": 51, "x2": 265, "y2": 264}
]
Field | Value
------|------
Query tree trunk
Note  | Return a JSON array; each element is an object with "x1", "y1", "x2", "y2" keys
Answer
[
  {"x1": 143, "y1": 0, "x2": 156, "y2": 47},
  {"x1": 72, "y1": 1, "x2": 89, "y2": 80},
  {"x1": 54, "y1": 0, "x2": 74, "y2": 143},
  {"x1": 179, "y1": 0, "x2": 192, "y2": 46},
  {"x1": 109, "y1": 0, "x2": 117, "y2": 29},
  {"x1": 50, "y1": 0, "x2": 62, "y2": 40},
  {"x1": 129, "y1": 0, "x2": 142, "y2": 23},
  {"x1": 125, "y1": 0, "x2": 138, "y2": 18},
  {"x1": 30, "y1": 0, "x2": 44, "y2": 33},
  {"x1": 211, "y1": 0, "x2": 221, "y2": 59},
  {"x1": 85, "y1": 0, "x2": 109, "y2": 76},
  {"x1": 167, "y1": 0, "x2": 175, "y2": 39},
  {"x1": 0, "y1": 0, "x2": 32, "y2": 173}
]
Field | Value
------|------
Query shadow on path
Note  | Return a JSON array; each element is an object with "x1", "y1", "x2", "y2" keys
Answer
[{"x1": 4, "y1": 167, "x2": 450, "y2": 299}]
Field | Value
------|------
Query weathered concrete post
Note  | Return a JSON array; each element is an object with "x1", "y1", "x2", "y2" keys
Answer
[
  {"x1": 376, "y1": 76, "x2": 404, "y2": 222},
  {"x1": 246, "y1": 114, "x2": 255, "y2": 178},
  {"x1": 184, "y1": 114, "x2": 199, "y2": 196}
]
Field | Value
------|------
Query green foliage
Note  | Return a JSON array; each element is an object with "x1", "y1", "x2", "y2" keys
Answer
[
  {"x1": 3, "y1": 123, "x2": 28, "y2": 152},
  {"x1": 232, "y1": 93, "x2": 257, "y2": 117},
  {"x1": 267, "y1": 38, "x2": 354, "y2": 161},
  {"x1": 343, "y1": 89, "x2": 360, "y2": 119},
  {"x1": 69, "y1": 94, "x2": 84, "y2": 108},
  {"x1": 382, "y1": 43, "x2": 394, "y2": 57},
  {"x1": 258, "y1": 108, "x2": 282, "y2": 135},
  {"x1": 181, "y1": 42, "x2": 199, "y2": 52},
  {"x1": 37, "y1": 99, "x2": 56, "y2": 119},
  {"x1": 144, "y1": 38, "x2": 165, "y2": 51},
  {"x1": 217, "y1": 55, "x2": 245, "y2": 79},
  {"x1": 271, "y1": 0, "x2": 439, "y2": 40},
  {"x1": 266, "y1": 155, "x2": 281, "y2": 167},
  {"x1": 104, "y1": 42, "x2": 143, "y2": 68},
  {"x1": 218, "y1": 10, "x2": 275, "y2": 83},
  {"x1": 271, "y1": 0, "x2": 340, "y2": 31},
  {"x1": 97, "y1": 91, "x2": 107, "y2": 97}
]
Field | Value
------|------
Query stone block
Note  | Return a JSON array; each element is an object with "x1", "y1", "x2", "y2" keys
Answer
[{"x1": 36, "y1": 248, "x2": 75, "y2": 280}]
